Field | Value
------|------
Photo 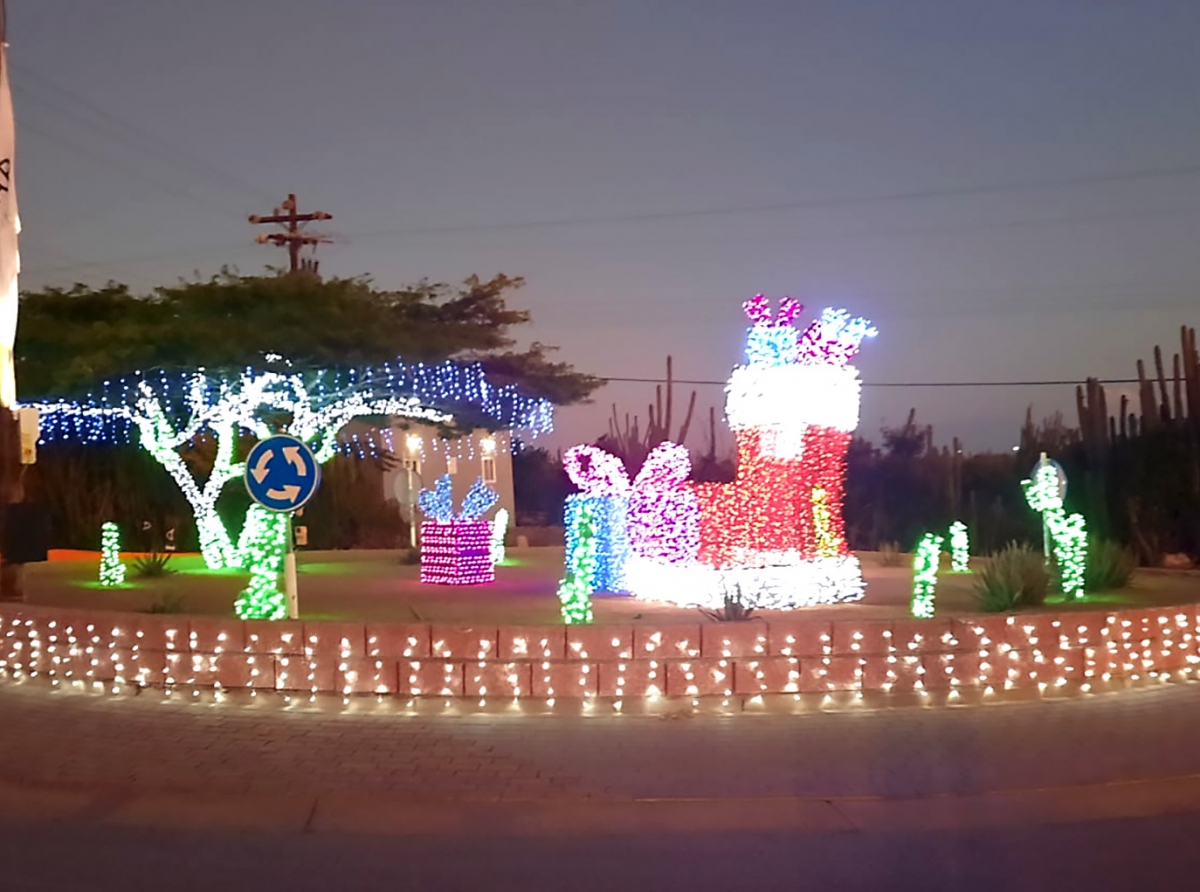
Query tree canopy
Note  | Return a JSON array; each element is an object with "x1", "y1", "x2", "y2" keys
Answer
[{"x1": 16, "y1": 271, "x2": 603, "y2": 404}]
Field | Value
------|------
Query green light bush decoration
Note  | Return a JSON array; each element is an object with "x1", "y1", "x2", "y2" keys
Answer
[
  {"x1": 491, "y1": 508, "x2": 509, "y2": 564},
  {"x1": 949, "y1": 521, "x2": 970, "y2": 573},
  {"x1": 234, "y1": 506, "x2": 289, "y2": 620},
  {"x1": 1022, "y1": 461, "x2": 1088, "y2": 599},
  {"x1": 910, "y1": 532, "x2": 943, "y2": 618},
  {"x1": 558, "y1": 501, "x2": 597, "y2": 624},
  {"x1": 99, "y1": 521, "x2": 125, "y2": 587}
]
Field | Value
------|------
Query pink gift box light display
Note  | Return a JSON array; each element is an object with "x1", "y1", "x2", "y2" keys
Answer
[{"x1": 418, "y1": 474, "x2": 500, "y2": 585}]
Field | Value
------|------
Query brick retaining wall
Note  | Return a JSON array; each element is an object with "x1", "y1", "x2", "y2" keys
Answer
[{"x1": 2, "y1": 602, "x2": 1197, "y2": 701}]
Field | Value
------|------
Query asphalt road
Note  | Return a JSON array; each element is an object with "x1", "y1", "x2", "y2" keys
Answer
[
  {"x1": 3, "y1": 812, "x2": 1200, "y2": 892},
  {"x1": 5, "y1": 678, "x2": 1200, "y2": 890}
]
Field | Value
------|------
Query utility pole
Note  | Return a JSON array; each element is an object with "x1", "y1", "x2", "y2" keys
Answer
[{"x1": 248, "y1": 194, "x2": 332, "y2": 275}]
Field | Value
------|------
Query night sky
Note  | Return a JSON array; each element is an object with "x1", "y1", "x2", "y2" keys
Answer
[{"x1": 11, "y1": 1, "x2": 1200, "y2": 454}]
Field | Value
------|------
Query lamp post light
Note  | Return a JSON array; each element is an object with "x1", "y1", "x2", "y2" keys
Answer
[{"x1": 405, "y1": 433, "x2": 423, "y2": 551}]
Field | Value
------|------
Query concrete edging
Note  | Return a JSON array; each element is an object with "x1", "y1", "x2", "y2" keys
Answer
[{"x1": 1, "y1": 601, "x2": 1197, "y2": 700}]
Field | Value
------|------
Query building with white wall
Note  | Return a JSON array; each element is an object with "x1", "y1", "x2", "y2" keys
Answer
[{"x1": 383, "y1": 422, "x2": 515, "y2": 539}]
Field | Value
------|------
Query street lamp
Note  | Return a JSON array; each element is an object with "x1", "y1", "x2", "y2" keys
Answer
[{"x1": 404, "y1": 434, "x2": 423, "y2": 550}]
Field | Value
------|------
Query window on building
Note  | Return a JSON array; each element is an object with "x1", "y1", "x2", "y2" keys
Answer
[{"x1": 482, "y1": 456, "x2": 497, "y2": 484}]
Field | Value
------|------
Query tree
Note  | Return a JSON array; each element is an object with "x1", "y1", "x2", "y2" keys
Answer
[
  {"x1": 19, "y1": 271, "x2": 600, "y2": 576},
  {"x1": 17, "y1": 272, "x2": 603, "y2": 399}
]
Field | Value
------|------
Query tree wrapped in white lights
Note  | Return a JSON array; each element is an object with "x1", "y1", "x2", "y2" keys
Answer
[{"x1": 29, "y1": 361, "x2": 553, "y2": 570}]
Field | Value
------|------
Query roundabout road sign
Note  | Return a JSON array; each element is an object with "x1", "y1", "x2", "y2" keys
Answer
[
  {"x1": 244, "y1": 435, "x2": 321, "y2": 512},
  {"x1": 1031, "y1": 456, "x2": 1067, "y2": 500}
]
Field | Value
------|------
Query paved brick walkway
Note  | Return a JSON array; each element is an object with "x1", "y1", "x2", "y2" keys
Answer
[{"x1": 3, "y1": 678, "x2": 1200, "y2": 803}]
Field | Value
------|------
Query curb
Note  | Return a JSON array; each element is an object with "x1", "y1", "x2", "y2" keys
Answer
[{"x1": 4, "y1": 771, "x2": 1200, "y2": 838}]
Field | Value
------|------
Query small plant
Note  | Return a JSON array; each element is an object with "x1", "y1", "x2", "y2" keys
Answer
[
  {"x1": 131, "y1": 551, "x2": 176, "y2": 579},
  {"x1": 144, "y1": 591, "x2": 185, "y2": 614},
  {"x1": 1084, "y1": 538, "x2": 1137, "y2": 592},
  {"x1": 879, "y1": 542, "x2": 903, "y2": 567},
  {"x1": 974, "y1": 543, "x2": 1050, "y2": 612},
  {"x1": 702, "y1": 585, "x2": 756, "y2": 622},
  {"x1": 398, "y1": 548, "x2": 421, "y2": 566}
]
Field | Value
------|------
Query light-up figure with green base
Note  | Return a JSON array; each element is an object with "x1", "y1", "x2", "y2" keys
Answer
[
  {"x1": 948, "y1": 521, "x2": 970, "y2": 573},
  {"x1": 910, "y1": 532, "x2": 943, "y2": 618},
  {"x1": 1022, "y1": 453, "x2": 1087, "y2": 599},
  {"x1": 234, "y1": 506, "x2": 290, "y2": 620},
  {"x1": 99, "y1": 522, "x2": 125, "y2": 587},
  {"x1": 558, "y1": 501, "x2": 598, "y2": 624}
]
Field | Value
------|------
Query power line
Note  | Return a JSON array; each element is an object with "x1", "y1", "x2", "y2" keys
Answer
[
  {"x1": 17, "y1": 118, "x2": 252, "y2": 221},
  {"x1": 340, "y1": 161, "x2": 1200, "y2": 241},
  {"x1": 11, "y1": 62, "x2": 279, "y2": 205},
  {"x1": 599, "y1": 376, "x2": 1146, "y2": 388},
  {"x1": 22, "y1": 241, "x2": 255, "y2": 278}
]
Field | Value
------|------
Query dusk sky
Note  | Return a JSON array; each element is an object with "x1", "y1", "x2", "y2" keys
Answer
[{"x1": 11, "y1": 0, "x2": 1200, "y2": 454}]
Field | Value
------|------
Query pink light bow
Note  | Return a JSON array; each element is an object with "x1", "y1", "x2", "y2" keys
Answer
[
  {"x1": 564, "y1": 445, "x2": 631, "y2": 496},
  {"x1": 632, "y1": 442, "x2": 692, "y2": 491},
  {"x1": 742, "y1": 294, "x2": 803, "y2": 327},
  {"x1": 628, "y1": 442, "x2": 700, "y2": 564}
]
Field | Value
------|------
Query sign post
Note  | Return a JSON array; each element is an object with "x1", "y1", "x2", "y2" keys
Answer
[
  {"x1": 244, "y1": 435, "x2": 320, "y2": 620},
  {"x1": 1033, "y1": 452, "x2": 1067, "y2": 565}
]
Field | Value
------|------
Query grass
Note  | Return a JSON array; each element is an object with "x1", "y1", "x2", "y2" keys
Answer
[
  {"x1": 1084, "y1": 538, "x2": 1138, "y2": 592},
  {"x1": 974, "y1": 543, "x2": 1050, "y2": 612},
  {"x1": 131, "y1": 552, "x2": 177, "y2": 579}
]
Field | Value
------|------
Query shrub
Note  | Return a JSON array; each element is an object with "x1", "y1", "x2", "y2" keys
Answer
[
  {"x1": 1084, "y1": 538, "x2": 1137, "y2": 592},
  {"x1": 131, "y1": 552, "x2": 176, "y2": 578},
  {"x1": 974, "y1": 543, "x2": 1050, "y2": 612},
  {"x1": 879, "y1": 542, "x2": 903, "y2": 567},
  {"x1": 398, "y1": 548, "x2": 421, "y2": 566},
  {"x1": 702, "y1": 585, "x2": 756, "y2": 622}
]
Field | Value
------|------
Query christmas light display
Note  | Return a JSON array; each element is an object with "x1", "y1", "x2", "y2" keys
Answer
[
  {"x1": 417, "y1": 475, "x2": 500, "y2": 584},
  {"x1": 3, "y1": 599, "x2": 1197, "y2": 705},
  {"x1": 811, "y1": 487, "x2": 838, "y2": 558},
  {"x1": 563, "y1": 445, "x2": 632, "y2": 592},
  {"x1": 234, "y1": 507, "x2": 289, "y2": 620},
  {"x1": 419, "y1": 521, "x2": 495, "y2": 585},
  {"x1": 26, "y1": 362, "x2": 552, "y2": 572},
  {"x1": 491, "y1": 508, "x2": 509, "y2": 564},
  {"x1": 558, "y1": 500, "x2": 597, "y2": 624},
  {"x1": 911, "y1": 532, "x2": 943, "y2": 618},
  {"x1": 562, "y1": 298, "x2": 874, "y2": 610},
  {"x1": 99, "y1": 522, "x2": 125, "y2": 587},
  {"x1": 418, "y1": 474, "x2": 457, "y2": 522},
  {"x1": 622, "y1": 553, "x2": 865, "y2": 608},
  {"x1": 1022, "y1": 459, "x2": 1088, "y2": 599},
  {"x1": 949, "y1": 521, "x2": 970, "y2": 573},
  {"x1": 459, "y1": 477, "x2": 500, "y2": 522},
  {"x1": 626, "y1": 442, "x2": 700, "y2": 565}
]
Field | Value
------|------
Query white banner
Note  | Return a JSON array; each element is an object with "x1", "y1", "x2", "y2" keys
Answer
[{"x1": 0, "y1": 42, "x2": 19, "y2": 407}]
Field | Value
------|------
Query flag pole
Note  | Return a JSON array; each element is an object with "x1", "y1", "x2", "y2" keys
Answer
[{"x1": 0, "y1": 0, "x2": 23, "y2": 602}]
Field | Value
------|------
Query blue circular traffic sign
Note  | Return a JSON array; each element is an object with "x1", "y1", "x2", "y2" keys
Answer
[{"x1": 244, "y1": 435, "x2": 321, "y2": 512}]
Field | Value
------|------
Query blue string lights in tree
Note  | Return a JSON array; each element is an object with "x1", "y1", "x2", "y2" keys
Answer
[{"x1": 25, "y1": 360, "x2": 553, "y2": 571}]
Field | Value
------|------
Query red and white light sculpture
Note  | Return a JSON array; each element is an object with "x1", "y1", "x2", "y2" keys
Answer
[{"x1": 568, "y1": 297, "x2": 876, "y2": 609}]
